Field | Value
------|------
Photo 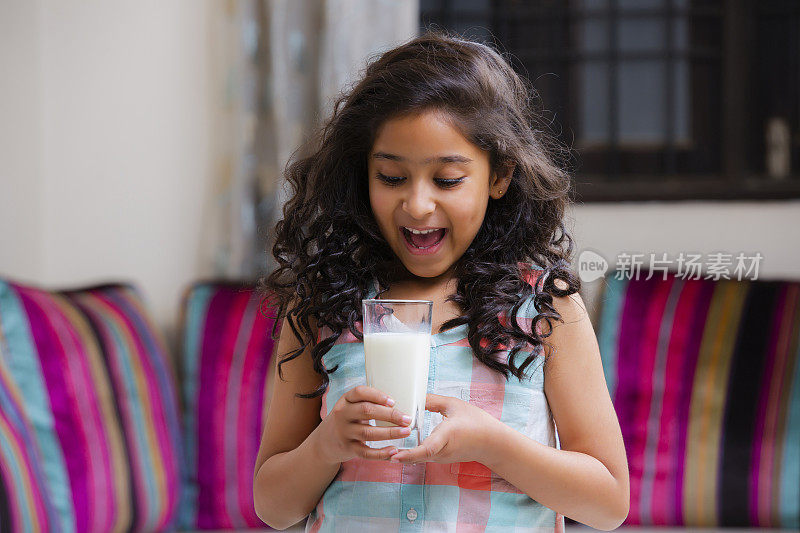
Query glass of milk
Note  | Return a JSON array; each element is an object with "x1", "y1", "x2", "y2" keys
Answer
[{"x1": 362, "y1": 298, "x2": 432, "y2": 450}]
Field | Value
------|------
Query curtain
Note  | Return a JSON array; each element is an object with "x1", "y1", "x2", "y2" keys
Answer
[{"x1": 205, "y1": 0, "x2": 419, "y2": 280}]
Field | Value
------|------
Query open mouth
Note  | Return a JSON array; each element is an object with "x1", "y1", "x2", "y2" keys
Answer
[{"x1": 401, "y1": 227, "x2": 447, "y2": 250}]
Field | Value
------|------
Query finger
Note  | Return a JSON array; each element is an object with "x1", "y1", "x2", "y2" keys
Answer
[
  {"x1": 344, "y1": 385, "x2": 395, "y2": 407},
  {"x1": 347, "y1": 401, "x2": 412, "y2": 426},
  {"x1": 424, "y1": 393, "x2": 454, "y2": 415},
  {"x1": 390, "y1": 433, "x2": 447, "y2": 464},
  {"x1": 352, "y1": 441, "x2": 400, "y2": 461},
  {"x1": 349, "y1": 422, "x2": 412, "y2": 442}
]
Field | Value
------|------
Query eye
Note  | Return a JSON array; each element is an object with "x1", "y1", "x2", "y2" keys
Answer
[
  {"x1": 435, "y1": 178, "x2": 465, "y2": 188},
  {"x1": 375, "y1": 173, "x2": 465, "y2": 188},
  {"x1": 376, "y1": 173, "x2": 404, "y2": 187}
]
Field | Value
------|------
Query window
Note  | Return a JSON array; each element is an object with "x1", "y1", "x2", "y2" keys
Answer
[{"x1": 420, "y1": 0, "x2": 800, "y2": 202}]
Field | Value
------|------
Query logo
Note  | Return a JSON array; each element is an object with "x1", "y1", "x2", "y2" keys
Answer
[{"x1": 578, "y1": 249, "x2": 609, "y2": 283}]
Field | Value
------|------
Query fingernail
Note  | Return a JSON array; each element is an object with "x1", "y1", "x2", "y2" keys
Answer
[
  {"x1": 401, "y1": 415, "x2": 412, "y2": 425},
  {"x1": 386, "y1": 397, "x2": 395, "y2": 407}
]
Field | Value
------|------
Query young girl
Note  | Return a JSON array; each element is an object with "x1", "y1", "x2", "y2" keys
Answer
[{"x1": 253, "y1": 31, "x2": 629, "y2": 532}]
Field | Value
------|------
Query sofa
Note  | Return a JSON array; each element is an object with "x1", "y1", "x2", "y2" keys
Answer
[
  {"x1": 589, "y1": 272, "x2": 799, "y2": 530},
  {"x1": 0, "y1": 278, "x2": 297, "y2": 532},
  {"x1": 0, "y1": 271, "x2": 797, "y2": 532}
]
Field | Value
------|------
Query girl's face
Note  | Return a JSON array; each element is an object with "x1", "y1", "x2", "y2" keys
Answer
[{"x1": 368, "y1": 109, "x2": 510, "y2": 283}]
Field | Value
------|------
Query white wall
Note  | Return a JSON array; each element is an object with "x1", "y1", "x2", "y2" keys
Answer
[
  {"x1": 570, "y1": 201, "x2": 800, "y2": 281},
  {"x1": 0, "y1": 1, "x2": 45, "y2": 281},
  {"x1": 1, "y1": 0, "x2": 215, "y2": 345},
  {"x1": 570, "y1": 200, "x2": 800, "y2": 316}
]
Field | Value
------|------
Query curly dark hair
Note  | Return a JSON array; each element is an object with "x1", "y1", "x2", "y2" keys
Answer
[{"x1": 257, "y1": 29, "x2": 581, "y2": 399}]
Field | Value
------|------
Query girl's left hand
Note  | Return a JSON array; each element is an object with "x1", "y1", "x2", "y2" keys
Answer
[{"x1": 389, "y1": 393, "x2": 502, "y2": 465}]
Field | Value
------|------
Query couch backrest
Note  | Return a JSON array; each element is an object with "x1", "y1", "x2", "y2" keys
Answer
[{"x1": 594, "y1": 271, "x2": 800, "y2": 528}]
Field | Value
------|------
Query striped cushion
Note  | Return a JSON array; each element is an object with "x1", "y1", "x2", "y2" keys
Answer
[
  {"x1": 176, "y1": 282, "x2": 278, "y2": 530},
  {"x1": 0, "y1": 353, "x2": 63, "y2": 532},
  {"x1": 0, "y1": 280, "x2": 184, "y2": 532},
  {"x1": 595, "y1": 272, "x2": 800, "y2": 528}
]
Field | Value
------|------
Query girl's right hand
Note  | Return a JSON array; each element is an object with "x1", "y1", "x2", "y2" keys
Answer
[{"x1": 314, "y1": 385, "x2": 413, "y2": 465}]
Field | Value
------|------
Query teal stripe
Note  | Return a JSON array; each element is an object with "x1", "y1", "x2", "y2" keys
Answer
[
  {"x1": 423, "y1": 485, "x2": 459, "y2": 522},
  {"x1": 323, "y1": 480, "x2": 401, "y2": 517},
  {"x1": 0, "y1": 281, "x2": 74, "y2": 533},
  {"x1": 486, "y1": 491, "x2": 522, "y2": 527},
  {"x1": 597, "y1": 275, "x2": 628, "y2": 397},
  {"x1": 488, "y1": 491, "x2": 552, "y2": 527},
  {"x1": 321, "y1": 342, "x2": 368, "y2": 413},
  {"x1": 513, "y1": 494, "x2": 555, "y2": 529},
  {"x1": 780, "y1": 334, "x2": 800, "y2": 528},
  {"x1": 322, "y1": 342, "x2": 366, "y2": 381},
  {"x1": 435, "y1": 345, "x2": 475, "y2": 385},
  {"x1": 399, "y1": 482, "x2": 423, "y2": 533},
  {"x1": 177, "y1": 285, "x2": 214, "y2": 529}
]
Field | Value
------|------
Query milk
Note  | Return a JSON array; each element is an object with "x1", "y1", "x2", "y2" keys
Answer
[{"x1": 364, "y1": 331, "x2": 431, "y2": 429}]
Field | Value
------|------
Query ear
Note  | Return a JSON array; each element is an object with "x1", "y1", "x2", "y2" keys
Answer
[{"x1": 490, "y1": 161, "x2": 515, "y2": 199}]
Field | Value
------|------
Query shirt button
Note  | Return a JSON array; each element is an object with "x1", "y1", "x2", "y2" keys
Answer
[{"x1": 406, "y1": 508, "x2": 418, "y2": 522}]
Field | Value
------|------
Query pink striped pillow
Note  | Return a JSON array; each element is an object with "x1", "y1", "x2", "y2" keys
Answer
[
  {"x1": 595, "y1": 272, "x2": 800, "y2": 528},
  {"x1": 176, "y1": 281, "x2": 279, "y2": 529},
  {"x1": 0, "y1": 279, "x2": 183, "y2": 532}
]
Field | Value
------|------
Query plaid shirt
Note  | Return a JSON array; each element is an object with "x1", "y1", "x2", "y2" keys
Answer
[{"x1": 306, "y1": 271, "x2": 565, "y2": 532}]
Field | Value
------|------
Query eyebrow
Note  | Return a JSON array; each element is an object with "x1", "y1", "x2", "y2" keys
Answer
[{"x1": 371, "y1": 152, "x2": 473, "y2": 165}]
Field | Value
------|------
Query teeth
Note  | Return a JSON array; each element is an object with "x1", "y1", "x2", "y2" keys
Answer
[{"x1": 404, "y1": 227, "x2": 441, "y2": 235}]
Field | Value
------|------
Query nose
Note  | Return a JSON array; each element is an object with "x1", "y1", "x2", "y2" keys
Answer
[{"x1": 402, "y1": 181, "x2": 436, "y2": 220}]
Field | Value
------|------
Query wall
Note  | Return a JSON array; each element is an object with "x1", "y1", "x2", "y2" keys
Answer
[
  {"x1": 0, "y1": 1, "x2": 45, "y2": 281},
  {"x1": 570, "y1": 200, "x2": 800, "y2": 317},
  {"x1": 1, "y1": 0, "x2": 215, "y2": 346}
]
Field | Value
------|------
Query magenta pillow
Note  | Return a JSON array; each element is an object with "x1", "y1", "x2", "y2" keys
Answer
[
  {"x1": 176, "y1": 281, "x2": 279, "y2": 530},
  {"x1": 0, "y1": 279, "x2": 184, "y2": 532}
]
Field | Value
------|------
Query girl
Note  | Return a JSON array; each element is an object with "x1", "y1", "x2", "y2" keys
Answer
[{"x1": 253, "y1": 31, "x2": 629, "y2": 532}]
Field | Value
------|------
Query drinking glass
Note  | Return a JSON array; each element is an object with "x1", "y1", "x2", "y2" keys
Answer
[{"x1": 362, "y1": 298, "x2": 432, "y2": 449}]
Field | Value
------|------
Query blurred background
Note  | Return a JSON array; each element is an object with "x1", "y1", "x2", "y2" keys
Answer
[
  {"x1": 1, "y1": 2, "x2": 799, "y2": 531},
  {"x1": 2, "y1": 0, "x2": 799, "y2": 345}
]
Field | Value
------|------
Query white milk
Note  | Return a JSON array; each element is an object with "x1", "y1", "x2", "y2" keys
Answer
[{"x1": 364, "y1": 331, "x2": 431, "y2": 429}]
